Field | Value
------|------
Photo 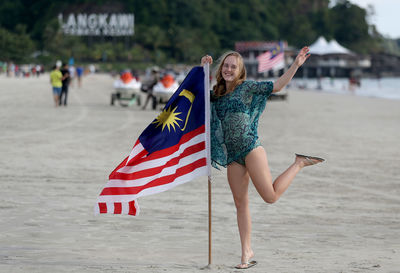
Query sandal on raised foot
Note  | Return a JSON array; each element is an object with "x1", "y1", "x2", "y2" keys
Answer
[
  {"x1": 235, "y1": 260, "x2": 257, "y2": 269},
  {"x1": 295, "y1": 153, "x2": 325, "y2": 165}
]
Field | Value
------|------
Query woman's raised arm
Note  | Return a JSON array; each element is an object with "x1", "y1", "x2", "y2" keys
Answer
[{"x1": 272, "y1": 46, "x2": 310, "y2": 92}]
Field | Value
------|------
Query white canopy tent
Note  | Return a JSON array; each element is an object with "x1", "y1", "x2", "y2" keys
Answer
[
  {"x1": 309, "y1": 36, "x2": 352, "y2": 55},
  {"x1": 308, "y1": 36, "x2": 329, "y2": 55},
  {"x1": 326, "y1": 40, "x2": 352, "y2": 54}
]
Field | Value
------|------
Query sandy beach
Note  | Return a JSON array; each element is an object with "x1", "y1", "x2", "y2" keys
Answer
[{"x1": 0, "y1": 73, "x2": 399, "y2": 273}]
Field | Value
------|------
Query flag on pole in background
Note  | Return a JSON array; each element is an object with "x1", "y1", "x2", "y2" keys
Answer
[
  {"x1": 257, "y1": 41, "x2": 285, "y2": 73},
  {"x1": 95, "y1": 67, "x2": 209, "y2": 216}
]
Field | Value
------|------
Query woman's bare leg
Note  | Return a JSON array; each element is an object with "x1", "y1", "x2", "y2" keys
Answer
[
  {"x1": 227, "y1": 147, "x2": 322, "y2": 267},
  {"x1": 227, "y1": 162, "x2": 254, "y2": 267},
  {"x1": 245, "y1": 146, "x2": 321, "y2": 203}
]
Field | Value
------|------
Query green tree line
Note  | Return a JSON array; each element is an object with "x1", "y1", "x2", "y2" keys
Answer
[{"x1": 0, "y1": 0, "x2": 394, "y2": 66}]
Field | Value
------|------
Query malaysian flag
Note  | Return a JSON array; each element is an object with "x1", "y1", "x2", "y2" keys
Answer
[
  {"x1": 95, "y1": 66, "x2": 210, "y2": 216},
  {"x1": 257, "y1": 41, "x2": 285, "y2": 73}
]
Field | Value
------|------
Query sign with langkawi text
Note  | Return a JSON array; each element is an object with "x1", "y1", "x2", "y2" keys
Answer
[{"x1": 58, "y1": 13, "x2": 134, "y2": 36}]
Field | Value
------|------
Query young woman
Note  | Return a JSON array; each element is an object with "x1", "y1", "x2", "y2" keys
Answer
[{"x1": 201, "y1": 46, "x2": 324, "y2": 269}]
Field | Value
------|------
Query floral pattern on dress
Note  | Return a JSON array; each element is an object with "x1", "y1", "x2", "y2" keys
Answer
[{"x1": 210, "y1": 80, "x2": 273, "y2": 169}]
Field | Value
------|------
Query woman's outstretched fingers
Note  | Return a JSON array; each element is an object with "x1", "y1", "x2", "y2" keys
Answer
[
  {"x1": 301, "y1": 46, "x2": 309, "y2": 53},
  {"x1": 295, "y1": 46, "x2": 311, "y2": 67}
]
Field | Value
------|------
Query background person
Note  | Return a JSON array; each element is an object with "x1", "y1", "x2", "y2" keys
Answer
[
  {"x1": 49, "y1": 65, "x2": 62, "y2": 107},
  {"x1": 60, "y1": 63, "x2": 70, "y2": 106},
  {"x1": 141, "y1": 67, "x2": 160, "y2": 110},
  {"x1": 76, "y1": 66, "x2": 84, "y2": 88},
  {"x1": 68, "y1": 65, "x2": 75, "y2": 88}
]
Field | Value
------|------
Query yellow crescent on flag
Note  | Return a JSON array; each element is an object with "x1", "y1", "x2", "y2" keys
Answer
[{"x1": 179, "y1": 89, "x2": 195, "y2": 131}]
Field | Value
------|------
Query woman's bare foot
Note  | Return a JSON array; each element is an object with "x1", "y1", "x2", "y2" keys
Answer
[
  {"x1": 295, "y1": 153, "x2": 325, "y2": 168},
  {"x1": 236, "y1": 250, "x2": 255, "y2": 269},
  {"x1": 235, "y1": 260, "x2": 257, "y2": 269}
]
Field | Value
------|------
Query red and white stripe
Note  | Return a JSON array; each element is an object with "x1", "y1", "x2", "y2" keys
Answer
[
  {"x1": 257, "y1": 51, "x2": 284, "y2": 73},
  {"x1": 95, "y1": 125, "x2": 207, "y2": 216}
]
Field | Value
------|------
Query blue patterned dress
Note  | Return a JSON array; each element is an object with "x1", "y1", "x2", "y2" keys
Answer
[{"x1": 210, "y1": 80, "x2": 274, "y2": 169}]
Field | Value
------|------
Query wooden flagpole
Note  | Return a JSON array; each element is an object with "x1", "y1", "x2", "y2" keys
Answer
[
  {"x1": 203, "y1": 62, "x2": 212, "y2": 266},
  {"x1": 208, "y1": 175, "x2": 212, "y2": 266}
]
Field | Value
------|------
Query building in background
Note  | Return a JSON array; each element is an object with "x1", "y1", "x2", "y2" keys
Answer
[
  {"x1": 236, "y1": 38, "x2": 374, "y2": 79},
  {"x1": 235, "y1": 41, "x2": 292, "y2": 79},
  {"x1": 302, "y1": 36, "x2": 371, "y2": 79}
]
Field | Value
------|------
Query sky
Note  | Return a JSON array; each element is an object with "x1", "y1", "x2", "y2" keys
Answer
[{"x1": 348, "y1": 0, "x2": 400, "y2": 38}]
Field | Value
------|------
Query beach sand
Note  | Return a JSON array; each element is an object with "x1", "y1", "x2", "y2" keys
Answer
[{"x1": 0, "y1": 73, "x2": 399, "y2": 273}]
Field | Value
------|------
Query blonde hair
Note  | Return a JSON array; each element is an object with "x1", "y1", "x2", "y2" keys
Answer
[{"x1": 212, "y1": 51, "x2": 246, "y2": 97}]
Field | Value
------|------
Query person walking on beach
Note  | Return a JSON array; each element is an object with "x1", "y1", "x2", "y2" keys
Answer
[
  {"x1": 201, "y1": 46, "x2": 324, "y2": 269},
  {"x1": 49, "y1": 65, "x2": 63, "y2": 107},
  {"x1": 60, "y1": 63, "x2": 70, "y2": 106},
  {"x1": 141, "y1": 67, "x2": 160, "y2": 110},
  {"x1": 68, "y1": 64, "x2": 75, "y2": 88},
  {"x1": 76, "y1": 66, "x2": 84, "y2": 88}
]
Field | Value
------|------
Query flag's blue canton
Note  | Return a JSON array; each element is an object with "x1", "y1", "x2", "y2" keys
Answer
[
  {"x1": 139, "y1": 66, "x2": 205, "y2": 154},
  {"x1": 271, "y1": 41, "x2": 284, "y2": 58}
]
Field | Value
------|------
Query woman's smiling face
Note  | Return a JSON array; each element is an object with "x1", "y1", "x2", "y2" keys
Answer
[{"x1": 221, "y1": 55, "x2": 239, "y2": 83}]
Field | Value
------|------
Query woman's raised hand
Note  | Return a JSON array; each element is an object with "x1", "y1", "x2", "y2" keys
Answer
[
  {"x1": 201, "y1": 55, "x2": 213, "y2": 66},
  {"x1": 294, "y1": 46, "x2": 311, "y2": 67}
]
